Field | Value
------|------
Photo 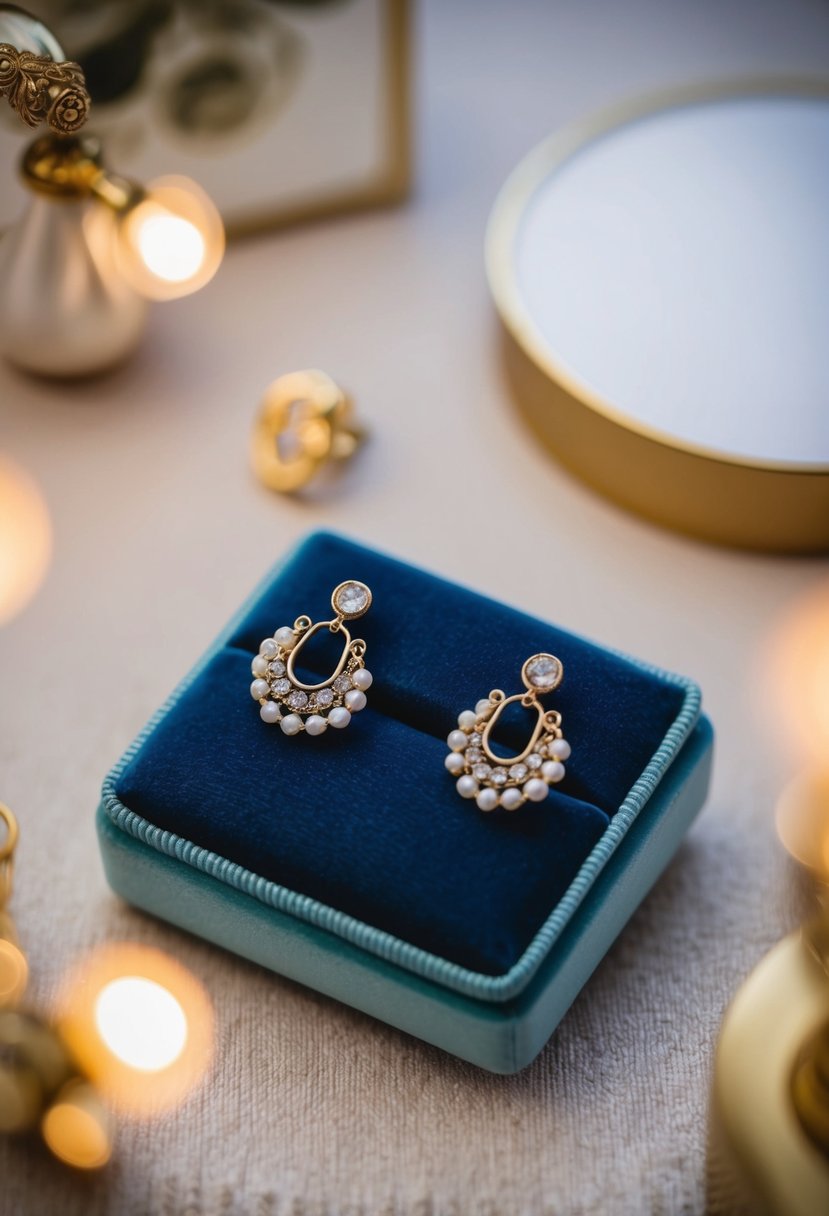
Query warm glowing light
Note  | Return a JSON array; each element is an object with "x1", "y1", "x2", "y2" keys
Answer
[
  {"x1": 95, "y1": 976, "x2": 188, "y2": 1071},
  {"x1": 134, "y1": 213, "x2": 206, "y2": 285},
  {"x1": 42, "y1": 1082, "x2": 112, "y2": 1170},
  {"x1": 56, "y1": 943, "x2": 214, "y2": 1116},
  {"x1": 0, "y1": 938, "x2": 29, "y2": 1007},
  {"x1": 767, "y1": 582, "x2": 829, "y2": 762},
  {"x1": 118, "y1": 176, "x2": 224, "y2": 302},
  {"x1": 776, "y1": 769, "x2": 829, "y2": 880},
  {"x1": 0, "y1": 456, "x2": 52, "y2": 626}
]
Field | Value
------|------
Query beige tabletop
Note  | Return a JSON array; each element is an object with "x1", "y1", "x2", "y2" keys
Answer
[{"x1": 2, "y1": 1, "x2": 829, "y2": 1212}]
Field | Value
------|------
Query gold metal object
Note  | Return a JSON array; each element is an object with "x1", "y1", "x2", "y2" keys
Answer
[
  {"x1": 0, "y1": 42, "x2": 89, "y2": 133},
  {"x1": 0, "y1": 802, "x2": 18, "y2": 870},
  {"x1": 0, "y1": 803, "x2": 27, "y2": 1011},
  {"x1": 775, "y1": 770, "x2": 829, "y2": 1157},
  {"x1": 792, "y1": 1015, "x2": 829, "y2": 1156},
  {"x1": 0, "y1": 801, "x2": 18, "y2": 908},
  {"x1": 708, "y1": 932, "x2": 829, "y2": 1214},
  {"x1": 0, "y1": 804, "x2": 112, "y2": 1167},
  {"x1": 0, "y1": 803, "x2": 27, "y2": 1009},
  {"x1": 251, "y1": 370, "x2": 366, "y2": 494},
  {"x1": 486, "y1": 77, "x2": 829, "y2": 554},
  {"x1": 20, "y1": 132, "x2": 143, "y2": 208}
]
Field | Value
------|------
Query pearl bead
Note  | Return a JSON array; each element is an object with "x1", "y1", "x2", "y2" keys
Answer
[
  {"x1": 445, "y1": 752, "x2": 465, "y2": 775},
  {"x1": 260, "y1": 638, "x2": 279, "y2": 658},
  {"x1": 274, "y1": 626, "x2": 296, "y2": 649},
  {"x1": 250, "y1": 679, "x2": 270, "y2": 701},
  {"x1": 542, "y1": 760, "x2": 565, "y2": 783},
  {"x1": 280, "y1": 713, "x2": 302, "y2": 735},
  {"x1": 457, "y1": 709, "x2": 477, "y2": 731},
  {"x1": 476, "y1": 788, "x2": 500, "y2": 812},
  {"x1": 251, "y1": 655, "x2": 269, "y2": 677},
  {"x1": 305, "y1": 714, "x2": 327, "y2": 736},
  {"x1": 549, "y1": 738, "x2": 571, "y2": 760},
  {"x1": 352, "y1": 668, "x2": 373, "y2": 691},
  {"x1": 456, "y1": 775, "x2": 479, "y2": 799},
  {"x1": 500, "y1": 787, "x2": 524, "y2": 811},
  {"x1": 344, "y1": 689, "x2": 367, "y2": 712},
  {"x1": 328, "y1": 707, "x2": 351, "y2": 729},
  {"x1": 523, "y1": 777, "x2": 548, "y2": 803},
  {"x1": 447, "y1": 729, "x2": 468, "y2": 752},
  {"x1": 260, "y1": 701, "x2": 281, "y2": 724},
  {"x1": 475, "y1": 698, "x2": 492, "y2": 716}
]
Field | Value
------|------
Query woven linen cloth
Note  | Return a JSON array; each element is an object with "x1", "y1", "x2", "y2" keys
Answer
[{"x1": 1, "y1": 0, "x2": 827, "y2": 1211}]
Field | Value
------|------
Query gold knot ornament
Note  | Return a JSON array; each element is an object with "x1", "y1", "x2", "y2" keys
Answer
[{"x1": 0, "y1": 42, "x2": 90, "y2": 133}]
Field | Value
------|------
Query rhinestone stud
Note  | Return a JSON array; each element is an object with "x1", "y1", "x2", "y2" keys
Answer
[
  {"x1": 522, "y1": 653, "x2": 563, "y2": 693},
  {"x1": 331, "y1": 580, "x2": 372, "y2": 619}
]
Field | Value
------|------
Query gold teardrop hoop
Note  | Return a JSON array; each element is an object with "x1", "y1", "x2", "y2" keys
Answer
[{"x1": 249, "y1": 581, "x2": 373, "y2": 735}]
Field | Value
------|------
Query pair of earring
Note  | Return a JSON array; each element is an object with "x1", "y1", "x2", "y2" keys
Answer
[{"x1": 249, "y1": 582, "x2": 571, "y2": 812}]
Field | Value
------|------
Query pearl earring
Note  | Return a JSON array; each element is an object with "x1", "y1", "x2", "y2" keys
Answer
[
  {"x1": 250, "y1": 581, "x2": 373, "y2": 735},
  {"x1": 445, "y1": 654, "x2": 571, "y2": 812}
]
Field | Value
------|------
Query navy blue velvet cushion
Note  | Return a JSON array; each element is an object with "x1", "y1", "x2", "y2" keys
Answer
[{"x1": 115, "y1": 533, "x2": 689, "y2": 976}]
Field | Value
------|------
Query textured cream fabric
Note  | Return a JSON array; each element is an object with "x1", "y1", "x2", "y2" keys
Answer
[{"x1": 1, "y1": 1, "x2": 828, "y2": 1212}]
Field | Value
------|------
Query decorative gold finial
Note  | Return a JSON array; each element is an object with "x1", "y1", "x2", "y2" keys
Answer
[{"x1": 0, "y1": 42, "x2": 90, "y2": 133}]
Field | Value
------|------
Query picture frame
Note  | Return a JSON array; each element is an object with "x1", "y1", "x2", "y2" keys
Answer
[{"x1": 0, "y1": 0, "x2": 411, "y2": 236}]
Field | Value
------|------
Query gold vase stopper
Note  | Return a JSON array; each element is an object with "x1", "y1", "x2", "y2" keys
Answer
[{"x1": 0, "y1": 4, "x2": 90, "y2": 134}]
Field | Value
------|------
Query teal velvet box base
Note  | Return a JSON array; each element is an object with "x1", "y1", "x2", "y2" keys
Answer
[{"x1": 97, "y1": 532, "x2": 713, "y2": 1074}]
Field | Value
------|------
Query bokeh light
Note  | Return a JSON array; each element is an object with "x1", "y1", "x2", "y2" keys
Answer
[
  {"x1": 119, "y1": 176, "x2": 224, "y2": 301},
  {"x1": 0, "y1": 938, "x2": 29, "y2": 1008},
  {"x1": 0, "y1": 457, "x2": 52, "y2": 627},
  {"x1": 41, "y1": 1081, "x2": 112, "y2": 1170},
  {"x1": 134, "y1": 214, "x2": 206, "y2": 285},
  {"x1": 94, "y1": 976, "x2": 188, "y2": 1072},
  {"x1": 56, "y1": 943, "x2": 214, "y2": 1117},
  {"x1": 767, "y1": 581, "x2": 829, "y2": 763},
  {"x1": 776, "y1": 769, "x2": 829, "y2": 882},
  {"x1": 768, "y1": 582, "x2": 829, "y2": 876}
]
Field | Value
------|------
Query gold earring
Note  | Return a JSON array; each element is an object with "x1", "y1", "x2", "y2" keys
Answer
[
  {"x1": 445, "y1": 654, "x2": 571, "y2": 812},
  {"x1": 250, "y1": 581, "x2": 373, "y2": 735},
  {"x1": 251, "y1": 369, "x2": 366, "y2": 494}
]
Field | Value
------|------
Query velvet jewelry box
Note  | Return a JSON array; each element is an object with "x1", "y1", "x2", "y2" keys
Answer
[{"x1": 97, "y1": 532, "x2": 713, "y2": 1074}]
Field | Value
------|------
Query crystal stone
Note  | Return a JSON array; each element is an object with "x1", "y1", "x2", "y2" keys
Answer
[
  {"x1": 271, "y1": 678, "x2": 291, "y2": 696},
  {"x1": 268, "y1": 660, "x2": 286, "y2": 678},
  {"x1": 509, "y1": 763, "x2": 528, "y2": 782},
  {"x1": 525, "y1": 654, "x2": 561, "y2": 689},
  {"x1": 333, "y1": 581, "x2": 370, "y2": 617},
  {"x1": 465, "y1": 747, "x2": 483, "y2": 764},
  {"x1": 316, "y1": 688, "x2": 334, "y2": 707},
  {"x1": 490, "y1": 769, "x2": 508, "y2": 786},
  {"x1": 287, "y1": 690, "x2": 309, "y2": 709},
  {"x1": 333, "y1": 673, "x2": 353, "y2": 693},
  {"x1": 527, "y1": 754, "x2": 543, "y2": 770},
  {"x1": 472, "y1": 763, "x2": 491, "y2": 781},
  {"x1": 469, "y1": 732, "x2": 482, "y2": 747}
]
